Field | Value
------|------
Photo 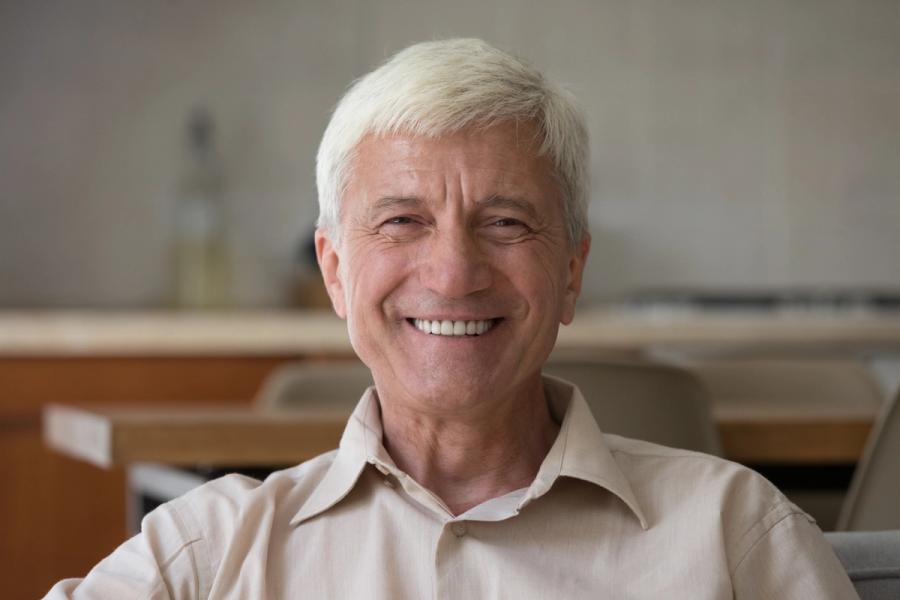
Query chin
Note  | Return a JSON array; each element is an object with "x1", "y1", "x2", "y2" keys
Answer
[
  {"x1": 383, "y1": 366, "x2": 501, "y2": 410},
  {"x1": 372, "y1": 362, "x2": 550, "y2": 423}
]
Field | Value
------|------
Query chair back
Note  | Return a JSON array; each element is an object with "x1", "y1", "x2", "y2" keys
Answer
[
  {"x1": 254, "y1": 361, "x2": 373, "y2": 412},
  {"x1": 825, "y1": 530, "x2": 900, "y2": 599},
  {"x1": 838, "y1": 389, "x2": 900, "y2": 531},
  {"x1": 544, "y1": 360, "x2": 721, "y2": 455},
  {"x1": 690, "y1": 359, "x2": 884, "y2": 417}
]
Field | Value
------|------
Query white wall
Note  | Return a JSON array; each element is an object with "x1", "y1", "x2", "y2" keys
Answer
[{"x1": 1, "y1": 0, "x2": 898, "y2": 307}]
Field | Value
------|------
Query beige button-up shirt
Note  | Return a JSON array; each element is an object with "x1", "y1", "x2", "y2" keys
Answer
[{"x1": 46, "y1": 377, "x2": 858, "y2": 599}]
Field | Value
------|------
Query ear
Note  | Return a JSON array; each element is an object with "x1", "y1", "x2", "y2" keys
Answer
[
  {"x1": 560, "y1": 234, "x2": 591, "y2": 325},
  {"x1": 315, "y1": 228, "x2": 347, "y2": 319}
]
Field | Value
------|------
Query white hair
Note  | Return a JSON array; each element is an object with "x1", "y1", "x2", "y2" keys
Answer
[{"x1": 315, "y1": 38, "x2": 589, "y2": 244}]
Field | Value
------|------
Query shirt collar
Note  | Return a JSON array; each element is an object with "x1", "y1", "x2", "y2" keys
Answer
[
  {"x1": 289, "y1": 388, "x2": 379, "y2": 526},
  {"x1": 523, "y1": 375, "x2": 648, "y2": 529},
  {"x1": 291, "y1": 375, "x2": 648, "y2": 529}
]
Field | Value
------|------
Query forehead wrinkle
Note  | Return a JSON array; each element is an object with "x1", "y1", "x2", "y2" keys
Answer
[{"x1": 363, "y1": 180, "x2": 549, "y2": 223}]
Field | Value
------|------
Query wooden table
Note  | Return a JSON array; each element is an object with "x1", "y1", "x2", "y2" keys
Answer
[
  {"x1": 43, "y1": 404, "x2": 349, "y2": 468},
  {"x1": 44, "y1": 402, "x2": 876, "y2": 467},
  {"x1": 714, "y1": 407, "x2": 875, "y2": 464}
]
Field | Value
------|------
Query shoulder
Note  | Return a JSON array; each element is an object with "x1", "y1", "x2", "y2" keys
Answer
[
  {"x1": 604, "y1": 435, "x2": 815, "y2": 570},
  {"x1": 164, "y1": 450, "x2": 339, "y2": 532},
  {"x1": 45, "y1": 453, "x2": 342, "y2": 599},
  {"x1": 129, "y1": 451, "x2": 340, "y2": 596},
  {"x1": 140, "y1": 451, "x2": 339, "y2": 557},
  {"x1": 602, "y1": 435, "x2": 855, "y2": 596},
  {"x1": 605, "y1": 433, "x2": 785, "y2": 505}
]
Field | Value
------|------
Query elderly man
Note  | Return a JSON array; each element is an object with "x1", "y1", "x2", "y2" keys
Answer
[{"x1": 46, "y1": 39, "x2": 857, "y2": 599}]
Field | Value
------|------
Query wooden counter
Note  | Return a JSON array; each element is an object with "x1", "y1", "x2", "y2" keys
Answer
[
  {"x1": 3, "y1": 308, "x2": 900, "y2": 357},
  {"x1": 44, "y1": 402, "x2": 875, "y2": 467}
]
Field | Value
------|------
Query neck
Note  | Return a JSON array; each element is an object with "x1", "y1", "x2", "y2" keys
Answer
[{"x1": 378, "y1": 379, "x2": 559, "y2": 515}]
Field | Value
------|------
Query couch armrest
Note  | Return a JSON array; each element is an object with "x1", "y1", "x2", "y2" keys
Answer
[{"x1": 825, "y1": 530, "x2": 900, "y2": 600}]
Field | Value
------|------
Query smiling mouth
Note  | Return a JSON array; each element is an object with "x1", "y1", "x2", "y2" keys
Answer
[{"x1": 408, "y1": 318, "x2": 500, "y2": 336}]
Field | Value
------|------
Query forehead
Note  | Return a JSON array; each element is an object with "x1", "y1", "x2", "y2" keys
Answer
[{"x1": 346, "y1": 122, "x2": 562, "y2": 204}]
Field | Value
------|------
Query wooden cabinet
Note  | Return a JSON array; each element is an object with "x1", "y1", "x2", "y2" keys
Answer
[{"x1": 0, "y1": 356, "x2": 304, "y2": 600}]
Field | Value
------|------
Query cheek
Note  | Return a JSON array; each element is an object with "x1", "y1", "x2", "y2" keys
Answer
[
  {"x1": 345, "y1": 243, "x2": 413, "y2": 313},
  {"x1": 496, "y1": 245, "x2": 570, "y2": 306}
]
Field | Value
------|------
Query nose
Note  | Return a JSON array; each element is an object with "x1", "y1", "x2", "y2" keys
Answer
[{"x1": 418, "y1": 227, "x2": 492, "y2": 298}]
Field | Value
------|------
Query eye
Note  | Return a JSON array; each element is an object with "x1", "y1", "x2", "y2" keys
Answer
[
  {"x1": 380, "y1": 215, "x2": 417, "y2": 227},
  {"x1": 484, "y1": 217, "x2": 531, "y2": 241},
  {"x1": 377, "y1": 215, "x2": 426, "y2": 241}
]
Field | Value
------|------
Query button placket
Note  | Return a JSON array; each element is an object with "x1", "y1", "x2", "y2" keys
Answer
[
  {"x1": 450, "y1": 521, "x2": 467, "y2": 537},
  {"x1": 369, "y1": 461, "x2": 396, "y2": 489}
]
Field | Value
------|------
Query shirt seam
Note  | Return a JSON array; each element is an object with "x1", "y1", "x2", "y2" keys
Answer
[
  {"x1": 732, "y1": 508, "x2": 806, "y2": 575},
  {"x1": 733, "y1": 500, "x2": 792, "y2": 552},
  {"x1": 169, "y1": 498, "x2": 212, "y2": 600},
  {"x1": 157, "y1": 538, "x2": 202, "y2": 571}
]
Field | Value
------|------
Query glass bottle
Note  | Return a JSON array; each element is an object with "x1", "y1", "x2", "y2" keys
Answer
[{"x1": 172, "y1": 107, "x2": 230, "y2": 309}]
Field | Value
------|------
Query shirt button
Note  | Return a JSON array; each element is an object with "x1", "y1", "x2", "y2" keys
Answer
[
  {"x1": 451, "y1": 522, "x2": 467, "y2": 537},
  {"x1": 382, "y1": 477, "x2": 395, "y2": 488}
]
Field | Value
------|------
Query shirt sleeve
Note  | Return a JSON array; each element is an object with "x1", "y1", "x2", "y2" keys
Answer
[
  {"x1": 42, "y1": 498, "x2": 206, "y2": 600},
  {"x1": 732, "y1": 510, "x2": 859, "y2": 599}
]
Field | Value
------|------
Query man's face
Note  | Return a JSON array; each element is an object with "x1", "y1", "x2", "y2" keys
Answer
[{"x1": 316, "y1": 122, "x2": 590, "y2": 412}]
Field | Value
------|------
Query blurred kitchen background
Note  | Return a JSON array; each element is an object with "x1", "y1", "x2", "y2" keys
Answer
[
  {"x1": 2, "y1": 0, "x2": 898, "y2": 309},
  {"x1": 2, "y1": 1, "x2": 900, "y2": 598}
]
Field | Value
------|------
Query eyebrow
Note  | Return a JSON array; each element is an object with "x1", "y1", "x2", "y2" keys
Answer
[
  {"x1": 367, "y1": 196, "x2": 424, "y2": 217},
  {"x1": 477, "y1": 195, "x2": 541, "y2": 221}
]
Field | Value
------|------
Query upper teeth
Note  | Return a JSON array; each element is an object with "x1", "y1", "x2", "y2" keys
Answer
[{"x1": 413, "y1": 319, "x2": 495, "y2": 336}]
